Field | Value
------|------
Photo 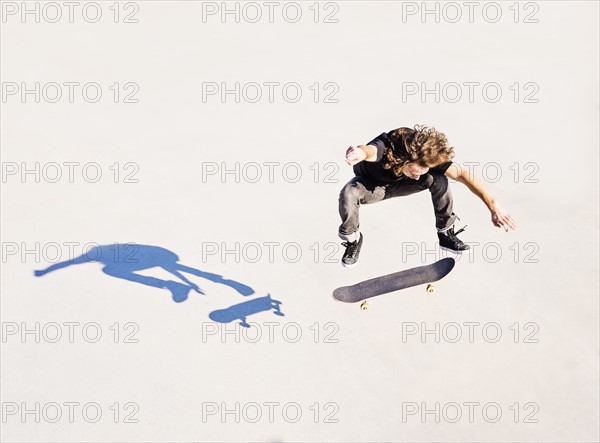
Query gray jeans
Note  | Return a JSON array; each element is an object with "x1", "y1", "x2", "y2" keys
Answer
[{"x1": 338, "y1": 173, "x2": 457, "y2": 242}]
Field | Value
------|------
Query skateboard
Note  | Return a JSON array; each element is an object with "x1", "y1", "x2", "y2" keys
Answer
[
  {"x1": 332, "y1": 258, "x2": 455, "y2": 310},
  {"x1": 209, "y1": 294, "x2": 284, "y2": 328}
]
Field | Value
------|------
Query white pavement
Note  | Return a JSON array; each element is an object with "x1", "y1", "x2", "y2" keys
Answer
[{"x1": 1, "y1": 2, "x2": 598, "y2": 442}]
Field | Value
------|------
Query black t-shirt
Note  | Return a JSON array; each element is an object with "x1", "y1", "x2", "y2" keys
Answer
[{"x1": 353, "y1": 129, "x2": 453, "y2": 184}]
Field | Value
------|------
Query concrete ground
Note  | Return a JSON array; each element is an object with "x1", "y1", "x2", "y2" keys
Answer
[{"x1": 1, "y1": 1, "x2": 598, "y2": 442}]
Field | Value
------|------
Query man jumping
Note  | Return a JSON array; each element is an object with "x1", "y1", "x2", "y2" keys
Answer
[{"x1": 338, "y1": 125, "x2": 517, "y2": 267}]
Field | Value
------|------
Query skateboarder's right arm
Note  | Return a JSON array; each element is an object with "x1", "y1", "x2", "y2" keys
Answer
[{"x1": 345, "y1": 145, "x2": 379, "y2": 165}]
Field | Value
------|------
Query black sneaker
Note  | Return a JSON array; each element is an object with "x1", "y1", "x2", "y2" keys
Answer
[
  {"x1": 438, "y1": 226, "x2": 470, "y2": 251},
  {"x1": 341, "y1": 233, "x2": 363, "y2": 267}
]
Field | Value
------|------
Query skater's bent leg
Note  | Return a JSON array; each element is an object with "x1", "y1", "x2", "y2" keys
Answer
[
  {"x1": 338, "y1": 176, "x2": 385, "y2": 242},
  {"x1": 383, "y1": 173, "x2": 457, "y2": 231},
  {"x1": 428, "y1": 173, "x2": 457, "y2": 231}
]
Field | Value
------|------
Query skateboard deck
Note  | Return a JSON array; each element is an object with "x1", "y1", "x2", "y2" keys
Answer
[{"x1": 333, "y1": 258, "x2": 455, "y2": 305}]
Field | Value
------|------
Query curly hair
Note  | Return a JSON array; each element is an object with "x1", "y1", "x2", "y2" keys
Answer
[{"x1": 383, "y1": 124, "x2": 455, "y2": 176}]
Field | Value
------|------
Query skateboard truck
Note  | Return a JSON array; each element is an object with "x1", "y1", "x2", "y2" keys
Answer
[{"x1": 358, "y1": 284, "x2": 436, "y2": 312}]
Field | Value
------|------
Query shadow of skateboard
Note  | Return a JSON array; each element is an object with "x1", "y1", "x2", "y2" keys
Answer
[
  {"x1": 333, "y1": 258, "x2": 455, "y2": 308},
  {"x1": 209, "y1": 294, "x2": 284, "y2": 328}
]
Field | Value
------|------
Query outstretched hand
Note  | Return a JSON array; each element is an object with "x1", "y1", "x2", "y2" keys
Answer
[
  {"x1": 491, "y1": 205, "x2": 517, "y2": 231},
  {"x1": 345, "y1": 146, "x2": 366, "y2": 166}
]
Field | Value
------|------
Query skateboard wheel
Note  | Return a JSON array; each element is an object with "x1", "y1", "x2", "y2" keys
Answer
[
  {"x1": 426, "y1": 284, "x2": 435, "y2": 294},
  {"x1": 360, "y1": 301, "x2": 369, "y2": 311}
]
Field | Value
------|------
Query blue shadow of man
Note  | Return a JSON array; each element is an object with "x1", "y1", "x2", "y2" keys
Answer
[{"x1": 34, "y1": 243, "x2": 254, "y2": 302}]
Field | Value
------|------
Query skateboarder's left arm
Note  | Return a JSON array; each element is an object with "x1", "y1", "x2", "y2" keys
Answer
[{"x1": 445, "y1": 164, "x2": 517, "y2": 231}]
